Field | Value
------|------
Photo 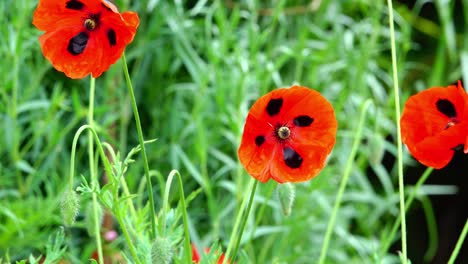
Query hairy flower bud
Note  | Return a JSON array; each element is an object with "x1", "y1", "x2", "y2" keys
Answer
[
  {"x1": 61, "y1": 190, "x2": 80, "y2": 226},
  {"x1": 151, "y1": 236, "x2": 173, "y2": 264},
  {"x1": 277, "y1": 183, "x2": 295, "y2": 216}
]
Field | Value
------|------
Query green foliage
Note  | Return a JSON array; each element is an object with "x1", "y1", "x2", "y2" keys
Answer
[{"x1": 1, "y1": 0, "x2": 467, "y2": 263}]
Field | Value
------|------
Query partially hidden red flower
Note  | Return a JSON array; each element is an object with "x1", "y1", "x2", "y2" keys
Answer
[
  {"x1": 32, "y1": 0, "x2": 139, "y2": 79},
  {"x1": 237, "y1": 85, "x2": 337, "y2": 183},
  {"x1": 401, "y1": 81, "x2": 468, "y2": 169},
  {"x1": 192, "y1": 244, "x2": 230, "y2": 264}
]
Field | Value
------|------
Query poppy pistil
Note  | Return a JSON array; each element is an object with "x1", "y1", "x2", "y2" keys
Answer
[
  {"x1": 276, "y1": 125, "x2": 291, "y2": 140},
  {"x1": 84, "y1": 13, "x2": 101, "y2": 31}
]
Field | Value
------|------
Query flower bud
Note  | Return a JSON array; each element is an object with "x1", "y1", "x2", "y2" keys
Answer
[
  {"x1": 276, "y1": 183, "x2": 295, "y2": 216},
  {"x1": 151, "y1": 236, "x2": 173, "y2": 264},
  {"x1": 61, "y1": 190, "x2": 80, "y2": 226}
]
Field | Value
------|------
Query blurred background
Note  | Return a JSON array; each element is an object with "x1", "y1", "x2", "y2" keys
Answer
[{"x1": 1, "y1": 0, "x2": 468, "y2": 263}]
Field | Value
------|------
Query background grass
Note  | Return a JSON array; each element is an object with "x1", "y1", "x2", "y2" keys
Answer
[{"x1": 1, "y1": 0, "x2": 468, "y2": 263}]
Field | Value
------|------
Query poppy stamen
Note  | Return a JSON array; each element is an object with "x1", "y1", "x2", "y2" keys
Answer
[
  {"x1": 445, "y1": 118, "x2": 459, "y2": 129},
  {"x1": 277, "y1": 126, "x2": 290, "y2": 140},
  {"x1": 84, "y1": 13, "x2": 101, "y2": 31},
  {"x1": 85, "y1": 18, "x2": 97, "y2": 30}
]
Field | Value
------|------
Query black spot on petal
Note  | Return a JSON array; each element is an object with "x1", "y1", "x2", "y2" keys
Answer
[
  {"x1": 293, "y1": 115, "x2": 314, "y2": 127},
  {"x1": 266, "y1": 98, "x2": 283, "y2": 117},
  {"x1": 283, "y1": 147, "x2": 302, "y2": 169},
  {"x1": 436, "y1": 99, "x2": 457, "y2": 118},
  {"x1": 255, "y1": 135, "x2": 265, "y2": 147},
  {"x1": 452, "y1": 144, "x2": 464, "y2": 151},
  {"x1": 65, "y1": 0, "x2": 85, "y2": 10},
  {"x1": 107, "y1": 29, "x2": 116, "y2": 46},
  {"x1": 67, "y1": 32, "x2": 88, "y2": 55}
]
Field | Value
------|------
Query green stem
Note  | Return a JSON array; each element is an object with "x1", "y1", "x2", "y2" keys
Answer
[
  {"x1": 224, "y1": 179, "x2": 253, "y2": 262},
  {"x1": 448, "y1": 218, "x2": 468, "y2": 264},
  {"x1": 161, "y1": 170, "x2": 192, "y2": 264},
  {"x1": 88, "y1": 77, "x2": 104, "y2": 264},
  {"x1": 70, "y1": 125, "x2": 141, "y2": 261},
  {"x1": 248, "y1": 182, "x2": 276, "y2": 244},
  {"x1": 70, "y1": 126, "x2": 114, "y2": 187},
  {"x1": 225, "y1": 179, "x2": 258, "y2": 263},
  {"x1": 121, "y1": 53, "x2": 157, "y2": 239},
  {"x1": 101, "y1": 142, "x2": 138, "y2": 223},
  {"x1": 70, "y1": 126, "x2": 115, "y2": 195},
  {"x1": 387, "y1": 0, "x2": 407, "y2": 262},
  {"x1": 318, "y1": 99, "x2": 372, "y2": 264},
  {"x1": 115, "y1": 207, "x2": 142, "y2": 264},
  {"x1": 379, "y1": 167, "x2": 433, "y2": 257}
]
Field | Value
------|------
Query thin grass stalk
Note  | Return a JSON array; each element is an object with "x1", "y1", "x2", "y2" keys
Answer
[
  {"x1": 161, "y1": 170, "x2": 192, "y2": 263},
  {"x1": 121, "y1": 53, "x2": 157, "y2": 239},
  {"x1": 318, "y1": 99, "x2": 373, "y2": 264},
  {"x1": 387, "y1": 0, "x2": 408, "y2": 262},
  {"x1": 379, "y1": 167, "x2": 433, "y2": 257},
  {"x1": 115, "y1": 208, "x2": 142, "y2": 264},
  {"x1": 87, "y1": 77, "x2": 104, "y2": 264}
]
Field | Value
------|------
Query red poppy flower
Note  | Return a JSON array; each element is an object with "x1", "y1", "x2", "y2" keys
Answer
[
  {"x1": 401, "y1": 81, "x2": 468, "y2": 169},
  {"x1": 192, "y1": 244, "x2": 230, "y2": 264},
  {"x1": 238, "y1": 85, "x2": 337, "y2": 183},
  {"x1": 32, "y1": 0, "x2": 139, "y2": 79}
]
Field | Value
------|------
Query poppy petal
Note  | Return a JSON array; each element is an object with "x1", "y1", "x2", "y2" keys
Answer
[
  {"x1": 401, "y1": 83, "x2": 468, "y2": 168},
  {"x1": 33, "y1": 0, "x2": 87, "y2": 31},
  {"x1": 237, "y1": 114, "x2": 277, "y2": 183}
]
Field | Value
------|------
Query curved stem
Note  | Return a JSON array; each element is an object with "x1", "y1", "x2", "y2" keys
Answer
[
  {"x1": 87, "y1": 77, "x2": 104, "y2": 264},
  {"x1": 71, "y1": 125, "x2": 114, "y2": 190},
  {"x1": 121, "y1": 53, "x2": 157, "y2": 239},
  {"x1": 224, "y1": 179, "x2": 258, "y2": 264},
  {"x1": 387, "y1": 0, "x2": 407, "y2": 262},
  {"x1": 318, "y1": 99, "x2": 373, "y2": 264},
  {"x1": 71, "y1": 125, "x2": 142, "y2": 261}
]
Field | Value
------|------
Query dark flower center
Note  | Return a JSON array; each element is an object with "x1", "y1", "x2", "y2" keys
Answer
[
  {"x1": 84, "y1": 19, "x2": 96, "y2": 30},
  {"x1": 84, "y1": 13, "x2": 101, "y2": 31},
  {"x1": 277, "y1": 126, "x2": 290, "y2": 140}
]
